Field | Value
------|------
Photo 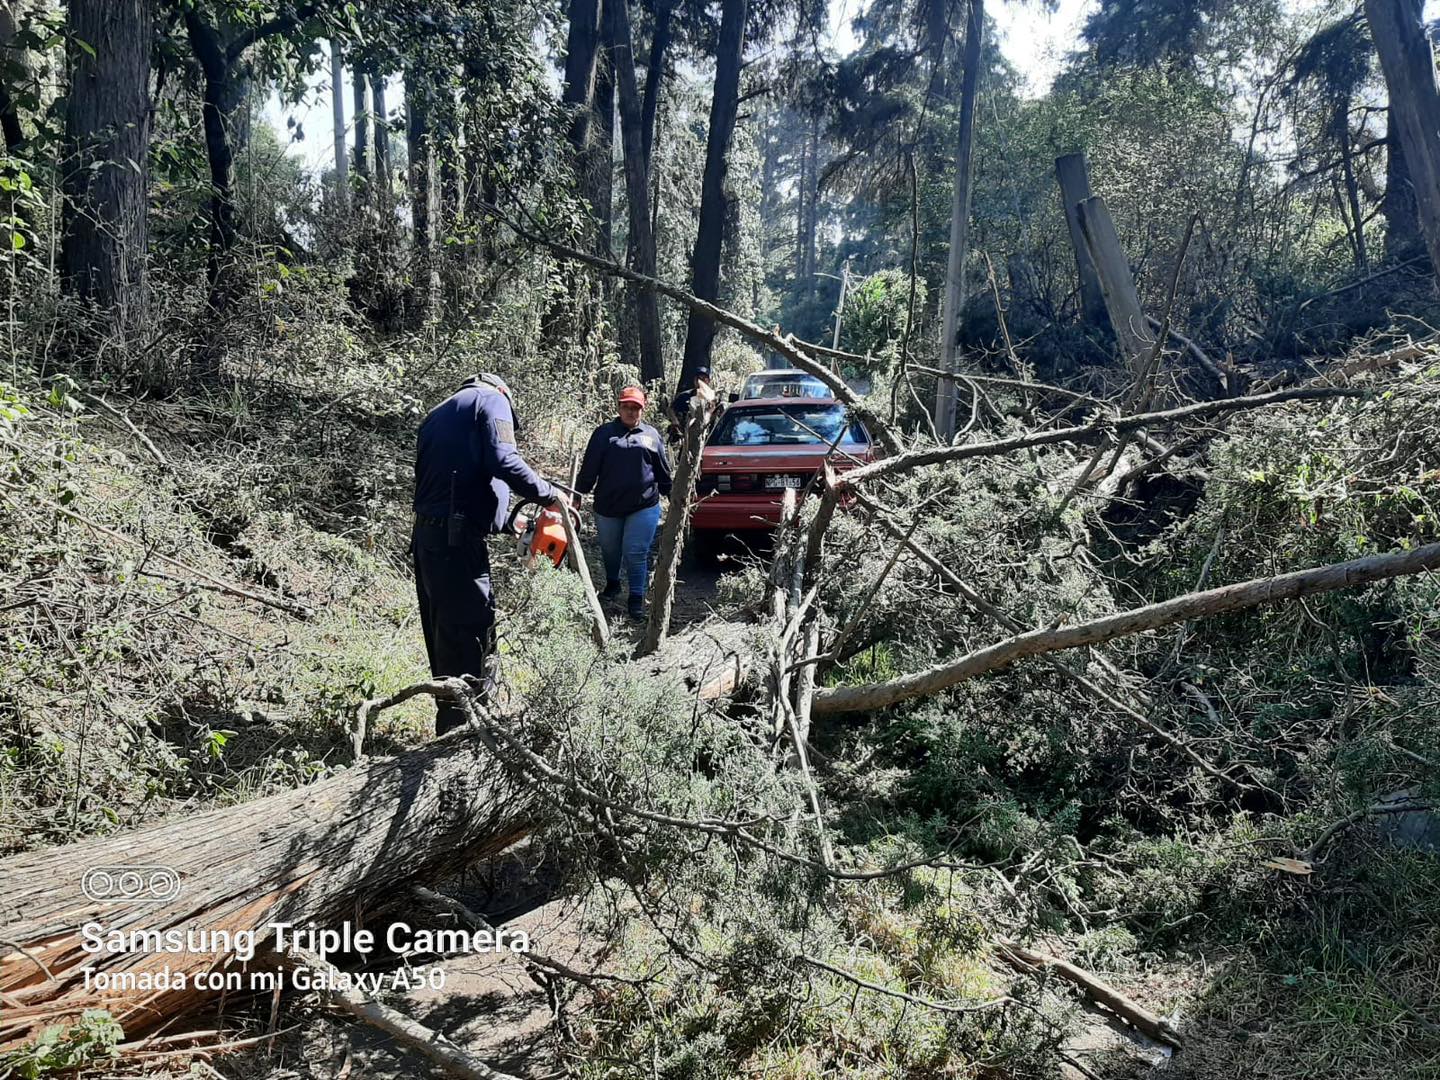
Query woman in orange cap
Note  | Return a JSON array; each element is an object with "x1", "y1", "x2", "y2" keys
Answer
[{"x1": 575, "y1": 386, "x2": 673, "y2": 620}]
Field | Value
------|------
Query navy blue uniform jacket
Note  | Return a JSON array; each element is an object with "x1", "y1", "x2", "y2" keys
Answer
[
  {"x1": 414, "y1": 378, "x2": 553, "y2": 532},
  {"x1": 576, "y1": 419, "x2": 673, "y2": 517}
]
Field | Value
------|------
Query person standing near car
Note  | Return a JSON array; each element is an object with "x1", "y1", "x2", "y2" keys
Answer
[
  {"x1": 575, "y1": 386, "x2": 672, "y2": 621},
  {"x1": 413, "y1": 373, "x2": 569, "y2": 735}
]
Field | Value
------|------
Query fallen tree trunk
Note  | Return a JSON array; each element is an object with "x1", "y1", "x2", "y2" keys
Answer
[
  {"x1": 813, "y1": 540, "x2": 1440, "y2": 716},
  {"x1": 0, "y1": 730, "x2": 530, "y2": 1048},
  {"x1": 0, "y1": 621, "x2": 759, "y2": 1049}
]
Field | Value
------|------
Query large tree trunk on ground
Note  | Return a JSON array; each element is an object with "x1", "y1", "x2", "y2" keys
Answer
[
  {"x1": 812, "y1": 540, "x2": 1440, "y2": 716},
  {"x1": 1365, "y1": 0, "x2": 1440, "y2": 280},
  {"x1": 329, "y1": 41, "x2": 348, "y2": 215},
  {"x1": 0, "y1": 615, "x2": 757, "y2": 1049},
  {"x1": 0, "y1": 732, "x2": 532, "y2": 1048},
  {"x1": 677, "y1": 0, "x2": 746, "y2": 396},
  {"x1": 1076, "y1": 195, "x2": 1151, "y2": 371},
  {"x1": 609, "y1": 0, "x2": 664, "y2": 384},
  {"x1": 935, "y1": 0, "x2": 983, "y2": 442},
  {"x1": 1054, "y1": 152, "x2": 1109, "y2": 330},
  {"x1": 62, "y1": 0, "x2": 151, "y2": 337}
]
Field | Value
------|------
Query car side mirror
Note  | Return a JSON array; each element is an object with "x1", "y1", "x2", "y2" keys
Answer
[{"x1": 728, "y1": 392, "x2": 739, "y2": 403}]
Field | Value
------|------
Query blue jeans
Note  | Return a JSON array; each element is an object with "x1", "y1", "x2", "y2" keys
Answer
[{"x1": 594, "y1": 502, "x2": 662, "y2": 599}]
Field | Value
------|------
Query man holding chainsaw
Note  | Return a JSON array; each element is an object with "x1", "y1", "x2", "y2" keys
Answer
[{"x1": 413, "y1": 373, "x2": 569, "y2": 735}]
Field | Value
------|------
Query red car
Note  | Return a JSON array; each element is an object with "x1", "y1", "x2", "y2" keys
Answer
[{"x1": 691, "y1": 397, "x2": 873, "y2": 564}]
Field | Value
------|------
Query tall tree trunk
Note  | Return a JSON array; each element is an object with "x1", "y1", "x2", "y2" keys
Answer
[
  {"x1": 640, "y1": 0, "x2": 673, "y2": 172},
  {"x1": 1054, "y1": 152, "x2": 1109, "y2": 329},
  {"x1": 802, "y1": 115, "x2": 819, "y2": 284},
  {"x1": 593, "y1": 48, "x2": 615, "y2": 258},
  {"x1": 562, "y1": 0, "x2": 603, "y2": 155},
  {"x1": 1364, "y1": 0, "x2": 1440, "y2": 281},
  {"x1": 609, "y1": 0, "x2": 664, "y2": 383},
  {"x1": 0, "y1": 0, "x2": 27, "y2": 151},
  {"x1": 935, "y1": 0, "x2": 983, "y2": 441},
  {"x1": 794, "y1": 119, "x2": 809, "y2": 280},
  {"x1": 62, "y1": 0, "x2": 151, "y2": 338},
  {"x1": 405, "y1": 65, "x2": 435, "y2": 323},
  {"x1": 373, "y1": 74, "x2": 392, "y2": 209},
  {"x1": 329, "y1": 40, "x2": 348, "y2": 215},
  {"x1": 351, "y1": 66, "x2": 370, "y2": 210},
  {"x1": 1384, "y1": 103, "x2": 1422, "y2": 259},
  {"x1": 1337, "y1": 103, "x2": 1369, "y2": 271},
  {"x1": 677, "y1": 0, "x2": 746, "y2": 396},
  {"x1": 183, "y1": 13, "x2": 249, "y2": 304}
]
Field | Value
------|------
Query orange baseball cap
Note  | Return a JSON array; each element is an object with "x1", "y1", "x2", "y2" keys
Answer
[{"x1": 618, "y1": 386, "x2": 646, "y2": 406}]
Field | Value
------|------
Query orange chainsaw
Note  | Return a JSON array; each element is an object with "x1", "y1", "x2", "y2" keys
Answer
[{"x1": 505, "y1": 497, "x2": 578, "y2": 568}]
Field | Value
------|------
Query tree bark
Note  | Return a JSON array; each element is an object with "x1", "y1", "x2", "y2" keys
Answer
[
  {"x1": 677, "y1": 0, "x2": 747, "y2": 396},
  {"x1": 1338, "y1": 104, "x2": 1369, "y2": 271},
  {"x1": 1365, "y1": 0, "x2": 1440, "y2": 280},
  {"x1": 1054, "y1": 152, "x2": 1109, "y2": 329},
  {"x1": 329, "y1": 40, "x2": 348, "y2": 215},
  {"x1": 640, "y1": 384, "x2": 716, "y2": 656},
  {"x1": 1075, "y1": 195, "x2": 1151, "y2": 371},
  {"x1": 562, "y1": 0, "x2": 603, "y2": 155},
  {"x1": 593, "y1": 46, "x2": 615, "y2": 257},
  {"x1": 935, "y1": 0, "x2": 983, "y2": 442},
  {"x1": 1384, "y1": 98, "x2": 1423, "y2": 259},
  {"x1": 0, "y1": 0, "x2": 27, "y2": 151},
  {"x1": 351, "y1": 66, "x2": 370, "y2": 206},
  {"x1": 61, "y1": 0, "x2": 151, "y2": 338},
  {"x1": 640, "y1": 0, "x2": 673, "y2": 172},
  {"x1": 0, "y1": 731, "x2": 533, "y2": 1047},
  {"x1": 609, "y1": 0, "x2": 665, "y2": 383},
  {"x1": 813, "y1": 541, "x2": 1440, "y2": 716},
  {"x1": 405, "y1": 64, "x2": 436, "y2": 322},
  {"x1": 372, "y1": 74, "x2": 393, "y2": 209}
]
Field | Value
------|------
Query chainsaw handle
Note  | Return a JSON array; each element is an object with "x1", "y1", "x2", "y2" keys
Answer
[{"x1": 504, "y1": 495, "x2": 582, "y2": 534}]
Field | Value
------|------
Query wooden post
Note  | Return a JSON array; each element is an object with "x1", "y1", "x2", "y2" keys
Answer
[
  {"x1": 1054, "y1": 153, "x2": 1109, "y2": 330},
  {"x1": 640, "y1": 383, "x2": 716, "y2": 656},
  {"x1": 1075, "y1": 195, "x2": 1151, "y2": 372},
  {"x1": 1364, "y1": 0, "x2": 1440, "y2": 287}
]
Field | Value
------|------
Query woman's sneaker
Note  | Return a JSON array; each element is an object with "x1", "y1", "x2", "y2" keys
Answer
[
  {"x1": 601, "y1": 580, "x2": 621, "y2": 602},
  {"x1": 628, "y1": 596, "x2": 646, "y2": 621}
]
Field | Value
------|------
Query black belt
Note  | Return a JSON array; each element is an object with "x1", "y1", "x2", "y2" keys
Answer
[{"x1": 414, "y1": 513, "x2": 447, "y2": 527}]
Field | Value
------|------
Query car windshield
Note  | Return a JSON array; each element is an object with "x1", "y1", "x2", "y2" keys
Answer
[
  {"x1": 741, "y1": 375, "x2": 830, "y2": 400},
  {"x1": 709, "y1": 404, "x2": 868, "y2": 447}
]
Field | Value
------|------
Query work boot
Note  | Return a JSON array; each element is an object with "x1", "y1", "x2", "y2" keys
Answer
[
  {"x1": 601, "y1": 580, "x2": 621, "y2": 602},
  {"x1": 628, "y1": 595, "x2": 646, "y2": 622}
]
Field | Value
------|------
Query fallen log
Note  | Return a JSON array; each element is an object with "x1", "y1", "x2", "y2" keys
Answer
[
  {"x1": 0, "y1": 620, "x2": 760, "y2": 1049},
  {"x1": 814, "y1": 540, "x2": 1440, "y2": 716},
  {"x1": 0, "y1": 730, "x2": 532, "y2": 1049}
]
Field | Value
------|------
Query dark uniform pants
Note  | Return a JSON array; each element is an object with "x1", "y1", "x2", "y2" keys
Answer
[{"x1": 412, "y1": 523, "x2": 498, "y2": 735}]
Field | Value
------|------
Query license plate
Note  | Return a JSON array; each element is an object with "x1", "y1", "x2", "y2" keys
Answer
[{"x1": 764, "y1": 474, "x2": 804, "y2": 489}]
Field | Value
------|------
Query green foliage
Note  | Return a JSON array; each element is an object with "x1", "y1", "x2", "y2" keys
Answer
[{"x1": 0, "y1": 1011, "x2": 123, "y2": 1077}]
